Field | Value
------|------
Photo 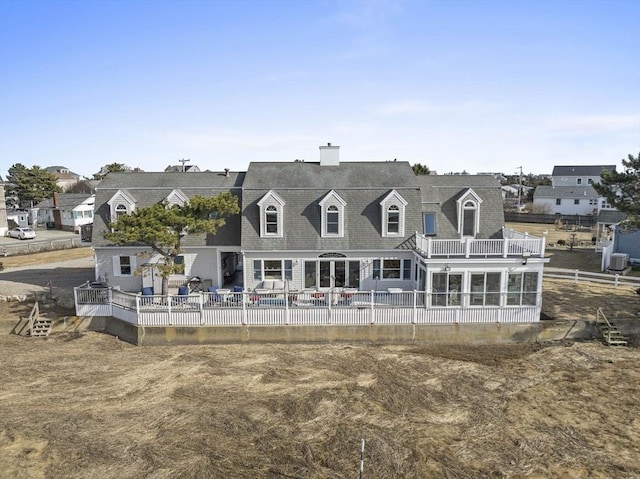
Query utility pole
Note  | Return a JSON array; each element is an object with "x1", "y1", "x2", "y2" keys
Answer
[
  {"x1": 516, "y1": 166, "x2": 523, "y2": 210},
  {"x1": 178, "y1": 158, "x2": 190, "y2": 172}
]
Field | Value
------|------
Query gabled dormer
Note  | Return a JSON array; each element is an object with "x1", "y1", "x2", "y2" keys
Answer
[
  {"x1": 165, "y1": 189, "x2": 188, "y2": 208},
  {"x1": 456, "y1": 188, "x2": 483, "y2": 237},
  {"x1": 319, "y1": 190, "x2": 346, "y2": 237},
  {"x1": 257, "y1": 190, "x2": 285, "y2": 238},
  {"x1": 380, "y1": 190, "x2": 408, "y2": 237},
  {"x1": 107, "y1": 189, "x2": 136, "y2": 222}
]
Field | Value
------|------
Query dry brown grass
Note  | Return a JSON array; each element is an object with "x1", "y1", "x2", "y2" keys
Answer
[
  {"x1": 1, "y1": 247, "x2": 92, "y2": 269},
  {"x1": 1, "y1": 224, "x2": 639, "y2": 478},
  {"x1": 0, "y1": 336, "x2": 638, "y2": 479}
]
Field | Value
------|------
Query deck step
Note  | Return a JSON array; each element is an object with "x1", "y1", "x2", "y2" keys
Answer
[{"x1": 30, "y1": 318, "x2": 53, "y2": 337}]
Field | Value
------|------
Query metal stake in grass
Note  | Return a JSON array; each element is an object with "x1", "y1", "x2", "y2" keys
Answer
[{"x1": 359, "y1": 438, "x2": 365, "y2": 479}]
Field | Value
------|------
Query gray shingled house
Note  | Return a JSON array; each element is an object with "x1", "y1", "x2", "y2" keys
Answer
[{"x1": 81, "y1": 145, "x2": 547, "y2": 328}]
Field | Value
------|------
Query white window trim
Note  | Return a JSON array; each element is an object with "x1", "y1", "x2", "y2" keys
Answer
[
  {"x1": 380, "y1": 190, "x2": 408, "y2": 237},
  {"x1": 107, "y1": 189, "x2": 136, "y2": 222},
  {"x1": 165, "y1": 189, "x2": 188, "y2": 208},
  {"x1": 112, "y1": 255, "x2": 136, "y2": 277},
  {"x1": 456, "y1": 189, "x2": 482, "y2": 237},
  {"x1": 257, "y1": 190, "x2": 285, "y2": 238},
  {"x1": 319, "y1": 190, "x2": 346, "y2": 238}
]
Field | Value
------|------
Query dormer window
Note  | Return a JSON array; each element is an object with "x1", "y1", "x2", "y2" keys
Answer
[
  {"x1": 265, "y1": 206, "x2": 279, "y2": 234},
  {"x1": 115, "y1": 204, "x2": 128, "y2": 219},
  {"x1": 165, "y1": 189, "x2": 188, "y2": 208},
  {"x1": 387, "y1": 205, "x2": 400, "y2": 233},
  {"x1": 326, "y1": 206, "x2": 339, "y2": 234},
  {"x1": 462, "y1": 201, "x2": 477, "y2": 236},
  {"x1": 456, "y1": 188, "x2": 482, "y2": 238},
  {"x1": 380, "y1": 190, "x2": 407, "y2": 237},
  {"x1": 107, "y1": 189, "x2": 136, "y2": 223},
  {"x1": 258, "y1": 190, "x2": 285, "y2": 238},
  {"x1": 319, "y1": 190, "x2": 346, "y2": 237}
]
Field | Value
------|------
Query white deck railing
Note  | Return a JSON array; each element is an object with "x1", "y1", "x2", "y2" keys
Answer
[
  {"x1": 74, "y1": 287, "x2": 541, "y2": 327},
  {"x1": 415, "y1": 232, "x2": 546, "y2": 258}
]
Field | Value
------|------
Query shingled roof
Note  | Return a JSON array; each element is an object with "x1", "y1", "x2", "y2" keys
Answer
[
  {"x1": 92, "y1": 172, "x2": 244, "y2": 248},
  {"x1": 552, "y1": 165, "x2": 616, "y2": 177},
  {"x1": 416, "y1": 175, "x2": 504, "y2": 239},
  {"x1": 241, "y1": 161, "x2": 422, "y2": 251}
]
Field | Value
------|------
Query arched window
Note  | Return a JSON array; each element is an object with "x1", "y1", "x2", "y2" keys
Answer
[
  {"x1": 326, "y1": 205, "x2": 339, "y2": 235},
  {"x1": 387, "y1": 205, "x2": 400, "y2": 234},
  {"x1": 462, "y1": 201, "x2": 477, "y2": 236},
  {"x1": 265, "y1": 205, "x2": 278, "y2": 234},
  {"x1": 115, "y1": 204, "x2": 128, "y2": 219}
]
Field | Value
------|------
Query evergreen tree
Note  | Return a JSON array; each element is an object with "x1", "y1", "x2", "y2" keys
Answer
[
  {"x1": 592, "y1": 153, "x2": 640, "y2": 228},
  {"x1": 104, "y1": 193, "x2": 240, "y2": 295},
  {"x1": 6, "y1": 164, "x2": 62, "y2": 208},
  {"x1": 412, "y1": 163, "x2": 431, "y2": 175},
  {"x1": 93, "y1": 163, "x2": 132, "y2": 180}
]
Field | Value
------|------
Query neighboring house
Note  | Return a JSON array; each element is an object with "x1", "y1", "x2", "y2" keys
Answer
[
  {"x1": 533, "y1": 165, "x2": 617, "y2": 215},
  {"x1": 611, "y1": 226, "x2": 640, "y2": 265},
  {"x1": 34, "y1": 192, "x2": 95, "y2": 232},
  {"x1": 164, "y1": 164, "x2": 201, "y2": 173},
  {"x1": 6, "y1": 209, "x2": 29, "y2": 228},
  {"x1": 0, "y1": 177, "x2": 7, "y2": 236},
  {"x1": 45, "y1": 166, "x2": 83, "y2": 192},
  {"x1": 86, "y1": 145, "x2": 547, "y2": 324}
]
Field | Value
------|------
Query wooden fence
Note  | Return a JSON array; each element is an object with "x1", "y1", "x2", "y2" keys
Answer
[
  {"x1": 544, "y1": 267, "x2": 640, "y2": 288},
  {"x1": 1, "y1": 238, "x2": 88, "y2": 257}
]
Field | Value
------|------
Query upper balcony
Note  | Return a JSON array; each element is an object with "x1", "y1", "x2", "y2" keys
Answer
[{"x1": 414, "y1": 227, "x2": 546, "y2": 259}]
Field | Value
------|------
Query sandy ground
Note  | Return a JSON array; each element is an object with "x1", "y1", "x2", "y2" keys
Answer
[
  {"x1": 1, "y1": 228, "x2": 639, "y2": 478},
  {"x1": 0, "y1": 336, "x2": 639, "y2": 478}
]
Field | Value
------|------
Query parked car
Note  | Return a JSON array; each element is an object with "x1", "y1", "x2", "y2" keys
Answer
[{"x1": 8, "y1": 227, "x2": 37, "y2": 240}]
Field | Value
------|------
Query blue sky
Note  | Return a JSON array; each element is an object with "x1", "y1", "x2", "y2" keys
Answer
[{"x1": 1, "y1": 0, "x2": 639, "y2": 179}]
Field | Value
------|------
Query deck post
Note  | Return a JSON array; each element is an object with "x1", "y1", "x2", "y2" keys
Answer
[
  {"x1": 242, "y1": 292, "x2": 247, "y2": 325},
  {"x1": 412, "y1": 290, "x2": 417, "y2": 324},
  {"x1": 199, "y1": 293, "x2": 205, "y2": 325},
  {"x1": 285, "y1": 293, "x2": 290, "y2": 325},
  {"x1": 370, "y1": 291, "x2": 375, "y2": 324}
]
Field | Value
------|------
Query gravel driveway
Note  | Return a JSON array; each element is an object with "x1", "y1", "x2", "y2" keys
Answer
[{"x1": 0, "y1": 256, "x2": 95, "y2": 304}]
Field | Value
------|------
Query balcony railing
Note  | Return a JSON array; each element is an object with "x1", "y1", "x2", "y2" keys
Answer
[
  {"x1": 74, "y1": 286, "x2": 541, "y2": 327},
  {"x1": 415, "y1": 229, "x2": 545, "y2": 259}
]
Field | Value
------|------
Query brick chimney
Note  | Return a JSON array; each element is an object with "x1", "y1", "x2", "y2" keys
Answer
[{"x1": 319, "y1": 143, "x2": 340, "y2": 166}]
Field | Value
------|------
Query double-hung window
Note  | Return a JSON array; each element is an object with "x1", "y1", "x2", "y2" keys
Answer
[
  {"x1": 253, "y1": 259, "x2": 293, "y2": 281},
  {"x1": 113, "y1": 255, "x2": 136, "y2": 276},
  {"x1": 373, "y1": 259, "x2": 411, "y2": 280},
  {"x1": 258, "y1": 190, "x2": 285, "y2": 238},
  {"x1": 326, "y1": 206, "x2": 339, "y2": 234},
  {"x1": 265, "y1": 206, "x2": 279, "y2": 234},
  {"x1": 387, "y1": 206, "x2": 400, "y2": 233},
  {"x1": 319, "y1": 190, "x2": 346, "y2": 237}
]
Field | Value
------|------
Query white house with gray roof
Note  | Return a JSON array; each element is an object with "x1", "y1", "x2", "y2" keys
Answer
[
  {"x1": 533, "y1": 165, "x2": 617, "y2": 215},
  {"x1": 80, "y1": 145, "x2": 548, "y2": 328}
]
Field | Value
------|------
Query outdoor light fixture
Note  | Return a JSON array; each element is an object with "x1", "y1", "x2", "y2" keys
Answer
[
  {"x1": 444, "y1": 264, "x2": 451, "y2": 272},
  {"x1": 522, "y1": 251, "x2": 531, "y2": 265}
]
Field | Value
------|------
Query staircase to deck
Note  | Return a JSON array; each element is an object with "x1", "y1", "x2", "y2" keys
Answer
[
  {"x1": 596, "y1": 308, "x2": 628, "y2": 347},
  {"x1": 27, "y1": 302, "x2": 53, "y2": 338}
]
